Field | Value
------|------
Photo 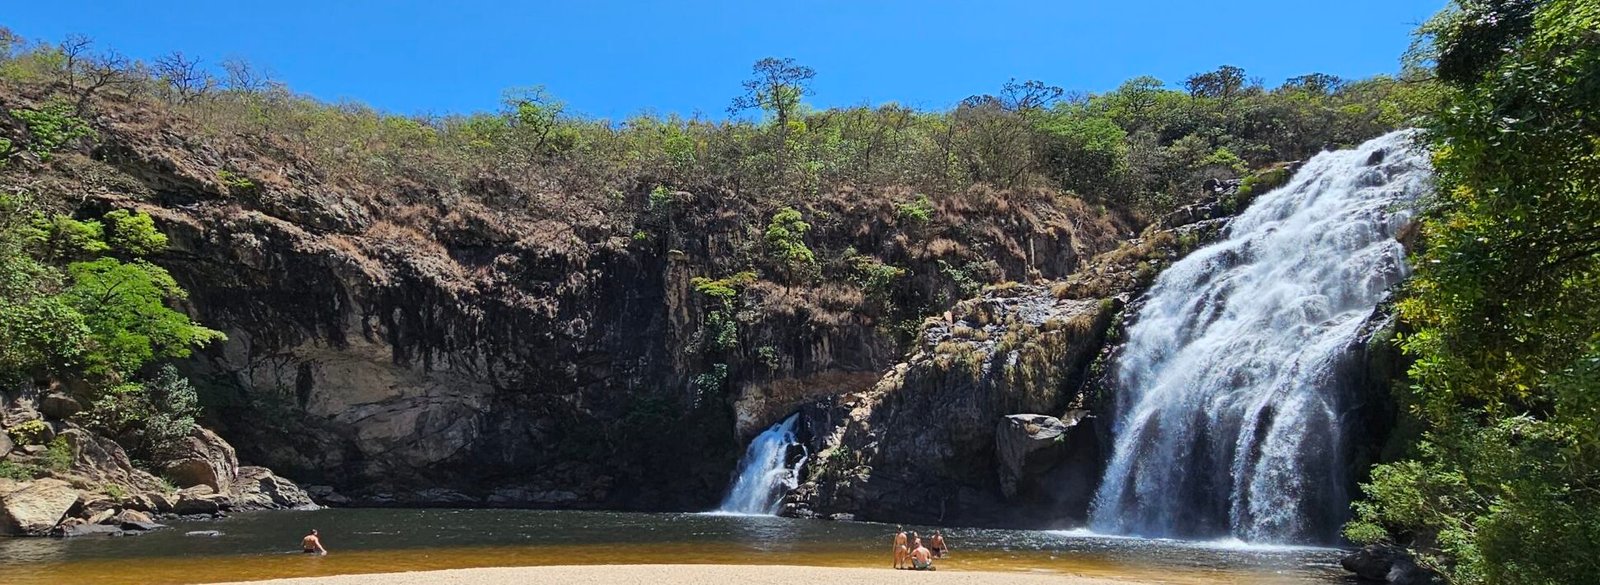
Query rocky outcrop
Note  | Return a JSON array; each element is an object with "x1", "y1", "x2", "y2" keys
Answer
[
  {"x1": 995, "y1": 410, "x2": 1098, "y2": 514},
  {"x1": 0, "y1": 478, "x2": 80, "y2": 536},
  {"x1": 787, "y1": 288, "x2": 1117, "y2": 526},
  {"x1": 164, "y1": 428, "x2": 240, "y2": 493},
  {"x1": 230, "y1": 466, "x2": 316, "y2": 510},
  {"x1": 787, "y1": 175, "x2": 1276, "y2": 527}
]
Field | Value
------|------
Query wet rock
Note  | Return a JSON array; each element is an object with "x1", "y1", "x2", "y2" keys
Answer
[
  {"x1": 38, "y1": 393, "x2": 84, "y2": 419},
  {"x1": 185, "y1": 530, "x2": 224, "y2": 537},
  {"x1": 55, "y1": 519, "x2": 124, "y2": 538},
  {"x1": 163, "y1": 428, "x2": 239, "y2": 492},
  {"x1": 1341, "y1": 544, "x2": 1439, "y2": 584},
  {"x1": 1366, "y1": 148, "x2": 1387, "y2": 166},
  {"x1": 0, "y1": 478, "x2": 81, "y2": 536}
]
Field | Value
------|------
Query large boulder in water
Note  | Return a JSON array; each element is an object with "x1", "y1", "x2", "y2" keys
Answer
[
  {"x1": 1341, "y1": 544, "x2": 1439, "y2": 584},
  {"x1": 0, "y1": 478, "x2": 82, "y2": 536}
]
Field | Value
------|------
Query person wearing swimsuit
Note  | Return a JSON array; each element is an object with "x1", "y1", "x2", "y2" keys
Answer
[{"x1": 892, "y1": 526, "x2": 908, "y2": 569}]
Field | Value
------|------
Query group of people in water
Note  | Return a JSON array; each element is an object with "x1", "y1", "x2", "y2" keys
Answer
[{"x1": 892, "y1": 526, "x2": 948, "y2": 571}]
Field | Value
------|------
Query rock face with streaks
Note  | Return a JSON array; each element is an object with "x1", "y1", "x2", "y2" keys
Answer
[{"x1": 0, "y1": 83, "x2": 1127, "y2": 512}]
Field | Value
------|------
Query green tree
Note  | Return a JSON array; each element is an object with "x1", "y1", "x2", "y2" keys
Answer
[
  {"x1": 1347, "y1": 2, "x2": 1600, "y2": 583},
  {"x1": 764, "y1": 207, "x2": 815, "y2": 283}
]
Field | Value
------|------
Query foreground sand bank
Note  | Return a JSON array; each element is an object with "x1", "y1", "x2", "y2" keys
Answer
[{"x1": 204, "y1": 564, "x2": 1146, "y2": 585}]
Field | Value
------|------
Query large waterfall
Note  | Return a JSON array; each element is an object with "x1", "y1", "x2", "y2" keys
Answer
[
  {"x1": 1089, "y1": 131, "x2": 1430, "y2": 544},
  {"x1": 716, "y1": 414, "x2": 807, "y2": 515}
]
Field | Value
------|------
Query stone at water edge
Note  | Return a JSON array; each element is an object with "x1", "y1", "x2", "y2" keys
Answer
[
  {"x1": 1341, "y1": 544, "x2": 1439, "y2": 584},
  {"x1": 0, "y1": 478, "x2": 82, "y2": 536},
  {"x1": 229, "y1": 466, "x2": 318, "y2": 510}
]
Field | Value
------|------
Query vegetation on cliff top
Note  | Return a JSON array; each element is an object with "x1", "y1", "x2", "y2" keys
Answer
[{"x1": 1346, "y1": 1, "x2": 1600, "y2": 583}]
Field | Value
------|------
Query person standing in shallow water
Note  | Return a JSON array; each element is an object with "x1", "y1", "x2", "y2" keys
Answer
[
  {"x1": 302, "y1": 529, "x2": 328, "y2": 555},
  {"x1": 930, "y1": 531, "x2": 948, "y2": 558},
  {"x1": 892, "y1": 526, "x2": 908, "y2": 569}
]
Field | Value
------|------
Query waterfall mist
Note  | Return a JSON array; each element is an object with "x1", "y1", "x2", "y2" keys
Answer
[{"x1": 1088, "y1": 131, "x2": 1431, "y2": 544}]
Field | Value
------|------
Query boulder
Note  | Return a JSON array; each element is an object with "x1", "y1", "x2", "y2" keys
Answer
[
  {"x1": 163, "y1": 428, "x2": 239, "y2": 493},
  {"x1": 0, "y1": 478, "x2": 81, "y2": 536},
  {"x1": 57, "y1": 428, "x2": 169, "y2": 494},
  {"x1": 185, "y1": 530, "x2": 224, "y2": 537},
  {"x1": 85, "y1": 507, "x2": 117, "y2": 525},
  {"x1": 0, "y1": 429, "x2": 13, "y2": 458},
  {"x1": 38, "y1": 393, "x2": 84, "y2": 419},
  {"x1": 113, "y1": 509, "x2": 166, "y2": 532},
  {"x1": 1341, "y1": 544, "x2": 1439, "y2": 584},
  {"x1": 228, "y1": 466, "x2": 316, "y2": 510},
  {"x1": 173, "y1": 485, "x2": 232, "y2": 515}
]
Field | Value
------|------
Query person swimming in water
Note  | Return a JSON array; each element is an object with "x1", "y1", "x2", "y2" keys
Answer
[
  {"x1": 910, "y1": 536, "x2": 935, "y2": 570},
  {"x1": 892, "y1": 525, "x2": 909, "y2": 569},
  {"x1": 930, "y1": 530, "x2": 948, "y2": 558},
  {"x1": 302, "y1": 529, "x2": 327, "y2": 555}
]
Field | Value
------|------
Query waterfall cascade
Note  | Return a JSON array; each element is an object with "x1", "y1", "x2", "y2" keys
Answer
[
  {"x1": 717, "y1": 414, "x2": 807, "y2": 515},
  {"x1": 1089, "y1": 131, "x2": 1431, "y2": 544}
]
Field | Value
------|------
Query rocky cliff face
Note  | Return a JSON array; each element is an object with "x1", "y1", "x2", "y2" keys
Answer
[
  {"x1": 0, "y1": 83, "x2": 1127, "y2": 511},
  {"x1": 785, "y1": 174, "x2": 1291, "y2": 527}
]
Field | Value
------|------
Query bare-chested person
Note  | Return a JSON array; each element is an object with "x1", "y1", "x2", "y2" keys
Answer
[
  {"x1": 910, "y1": 536, "x2": 935, "y2": 570},
  {"x1": 302, "y1": 529, "x2": 327, "y2": 555},
  {"x1": 892, "y1": 525, "x2": 909, "y2": 569},
  {"x1": 930, "y1": 530, "x2": 948, "y2": 558}
]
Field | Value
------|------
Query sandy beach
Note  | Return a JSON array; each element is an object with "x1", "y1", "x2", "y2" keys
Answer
[{"x1": 204, "y1": 564, "x2": 1145, "y2": 585}]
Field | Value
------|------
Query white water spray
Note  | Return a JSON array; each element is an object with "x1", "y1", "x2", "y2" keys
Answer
[
  {"x1": 1089, "y1": 131, "x2": 1430, "y2": 543},
  {"x1": 717, "y1": 414, "x2": 807, "y2": 515}
]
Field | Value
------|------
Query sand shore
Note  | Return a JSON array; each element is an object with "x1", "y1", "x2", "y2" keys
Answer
[{"x1": 205, "y1": 564, "x2": 1145, "y2": 585}]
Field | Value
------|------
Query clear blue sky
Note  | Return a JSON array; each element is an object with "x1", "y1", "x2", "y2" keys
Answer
[{"x1": 6, "y1": 1, "x2": 1443, "y2": 119}]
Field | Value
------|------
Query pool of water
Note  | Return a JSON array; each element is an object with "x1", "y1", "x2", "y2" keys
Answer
[{"x1": 0, "y1": 509, "x2": 1350, "y2": 584}]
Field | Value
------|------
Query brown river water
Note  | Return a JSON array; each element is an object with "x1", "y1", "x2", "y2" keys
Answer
[{"x1": 0, "y1": 508, "x2": 1350, "y2": 584}]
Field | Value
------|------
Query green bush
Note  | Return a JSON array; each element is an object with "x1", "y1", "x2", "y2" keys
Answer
[
  {"x1": 77, "y1": 365, "x2": 200, "y2": 464},
  {"x1": 43, "y1": 436, "x2": 72, "y2": 472},
  {"x1": 0, "y1": 459, "x2": 40, "y2": 481},
  {"x1": 10, "y1": 101, "x2": 95, "y2": 159},
  {"x1": 895, "y1": 195, "x2": 934, "y2": 224}
]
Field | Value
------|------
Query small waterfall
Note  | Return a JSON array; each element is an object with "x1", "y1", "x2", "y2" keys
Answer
[
  {"x1": 1089, "y1": 131, "x2": 1430, "y2": 544},
  {"x1": 717, "y1": 414, "x2": 807, "y2": 515}
]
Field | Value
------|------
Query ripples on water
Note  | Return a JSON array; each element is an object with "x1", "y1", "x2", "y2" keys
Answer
[{"x1": 0, "y1": 508, "x2": 1349, "y2": 584}]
